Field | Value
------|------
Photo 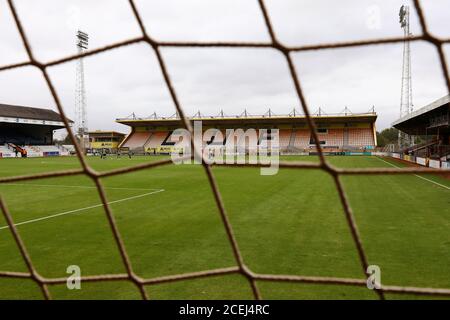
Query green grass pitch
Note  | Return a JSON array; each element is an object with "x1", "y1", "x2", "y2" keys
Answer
[{"x1": 0, "y1": 155, "x2": 449, "y2": 300}]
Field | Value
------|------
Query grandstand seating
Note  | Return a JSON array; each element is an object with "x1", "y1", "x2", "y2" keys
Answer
[
  {"x1": 347, "y1": 128, "x2": 374, "y2": 147},
  {"x1": 121, "y1": 132, "x2": 152, "y2": 149},
  {"x1": 23, "y1": 146, "x2": 41, "y2": 157},
  {"x1": 36, "y1": 145, "x2": 60, "y2": 152},
  {"x1": 230, "y1": 128, "x2": 266, "y2": 148},
  {"x1": 22, "y1": 145, "x2": 59, "y2": 153},
  {"x1": 286, "y1": 128, "x2": 374, "y2": 150},
  {"x1": 204, "y1": 130, "x2": 225, "y2": 146},
  {"x1": 0, "y1": 145, "x2": 15, "y2": 157},
  {"x1": 0, "y1": 145, "x2": 10, "y2": 153},
  {"x1": 58, "y1": 145, "x2": 75, "y2": 155},
  {"x1": 318, "y1": 129, "x2": 344, "y2": 147},
  {"x1": 0, "y1": 144, "x2": 69, "y2": 157},
  {"x1": 113, "y1": 127, "x2": 375, "y2": 154},
  {"x1": 21, "y1": 145, "x2": 61, "y2": 157},
  {"x1": 292, "y1": 130, "x2": 310, "y2": 148},
  {"x1": 279, "y1": 130, "x2": 291, "y2": 148},
  {"x1": 145, "y1": 132, "x2": 169, "y2": 149},
  {"x1": 0, "y1": 134, "x2": 48, "y2": 145}
]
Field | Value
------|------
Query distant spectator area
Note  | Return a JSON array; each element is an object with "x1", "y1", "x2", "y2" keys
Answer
[
  {"x1": 116, "y1": 111, "x2": 378, "y2": 155},
  {"x1": 393, "y1": 95, "x2": 450, "y2": 160},
  {"x1": 0, "y1": 103, "x2": 70, "y2": 145}
]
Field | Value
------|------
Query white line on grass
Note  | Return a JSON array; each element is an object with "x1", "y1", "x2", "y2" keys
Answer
[
  {"x1": 376, "y1": 156, "x2": 450, "y2": 190},
  {"x1": 0, "y1": 189, "x2": 165, "y2": 231},
  {"x1": 39, "y1": 161, "x2": 80, "y2": 165},
  {"x1": 2, "y1": 183, "x2": 161, "y2": 192}
]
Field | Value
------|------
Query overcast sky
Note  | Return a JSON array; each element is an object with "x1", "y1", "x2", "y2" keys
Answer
[{"x1": 1, "y1": 0, "x2": 449, "y2": 137}]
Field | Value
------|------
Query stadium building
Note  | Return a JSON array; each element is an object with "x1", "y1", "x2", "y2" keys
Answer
[
  {"x1": 0, "y1": 103, "x2": 71, "y2": 158},
  {"x1": 88, "y1": 130, "x2": 126, "y2": 153},
  {"x1": 116, "y1": 110, "x2": 377, "y2": 155},
  {"x1": 393, "y1": 94, "x2": 450, "y2": 162}
]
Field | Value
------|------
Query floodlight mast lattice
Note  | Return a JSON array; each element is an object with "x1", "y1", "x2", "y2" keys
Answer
[
  {"x1": 75, "y1": 30, "x2": 89, "y2": 152},
  {"x1": 398, "y1": 5, "x2": 414, "y2": 149}
]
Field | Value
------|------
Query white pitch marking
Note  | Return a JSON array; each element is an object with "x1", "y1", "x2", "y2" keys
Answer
[
  {"x1": 0, "y1": 189, "x2": 165, "y2": 230},
  {"x1": 376, "y1": 156, "x2": 450, "y2": 190},
  {"x1": 40, "y1": 161, "x2": 80, "y2": 165},
  {"x1": 2, "y1": 183, "x2": 160, "y2": 192}
]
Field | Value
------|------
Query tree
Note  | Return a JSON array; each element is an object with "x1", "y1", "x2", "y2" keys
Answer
[
  {"x1": 376, "y1": 128, "x2": 399, "y2": 147},
  {"x1": 54, "y1": 133, "x2": 77, "y2": 145},
  {"x1": 376, "y1": 128, "x2": 430, "y2": 147}
]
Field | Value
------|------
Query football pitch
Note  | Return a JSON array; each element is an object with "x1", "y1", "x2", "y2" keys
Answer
[{"x1": 0, "y1": 155, "x2": 449, "y2": 300}]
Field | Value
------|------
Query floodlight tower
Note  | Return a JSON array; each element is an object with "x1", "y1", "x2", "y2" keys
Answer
[
  {"x1": 75, "y1": 30, "x2": 89, "y2": 151},
  {"x1": 398, "y1": 5, "x2": 414, "y2": 148}
]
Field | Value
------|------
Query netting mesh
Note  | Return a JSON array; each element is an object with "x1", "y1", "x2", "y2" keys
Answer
[{"x1": 0, "y1": 0, "x2": 450, "y2": 300}]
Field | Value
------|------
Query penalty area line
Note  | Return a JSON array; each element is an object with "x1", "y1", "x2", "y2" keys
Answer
[
  {"x1": 376, "y1": 156, "x2": 450, "y2": 190},
  {"x1": 0, "y1": 189, "x2": 165, "y2": 231}
]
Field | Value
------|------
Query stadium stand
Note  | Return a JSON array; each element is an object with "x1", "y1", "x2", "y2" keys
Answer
[
  {"x1": 0, "y1": 144, "x2": 15, "y2": 158},
  {"x1": 292, "y1": 130, "x2": 310, "y2": 149},
  {"x1": 121, "y1": 131, "x2": 152, "y2": 150},
  {"x1": 88, "y1": 131, "x2": 126, "y2": 153},
  {"x1": 62, "y1": 145, "x2": 75, "y2": 152},
  {"x1": 393, "y1": 94, "x2": 450, "y2": 161},
  {"x1": 279, "y1": 130, "x2": 291, "y2": 148},
  {"x1": 324, "y1": 129, "x2": 344, "y2": 147},
  {"x1": 204, "y1": 129, "x2": 226, "y2": 146},
  {"x1": 0, "y1": 103, "x2": 71, "y2": 158},
  {"x1": 25, "y1": 145, "x2": 62, "y2": 156},
  {"x1": 117, "y1": 111, "x2": 377, "y2": 155},
  {"x1": 348, "y1": 128, "x2": 375, "y2": 147},
  {"x1": 146, "y1": 132, "x2": 169, "y2": 149},
  {"x1": 37, "y1": 145, "x2": 61, "y2": 153}
]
